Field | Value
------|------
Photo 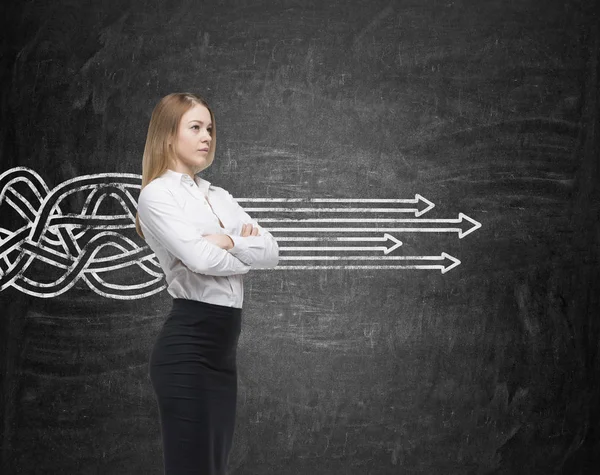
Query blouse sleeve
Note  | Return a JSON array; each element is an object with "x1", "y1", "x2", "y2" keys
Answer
[
  {"x1": 224, "y1": 191, "x2": 280, "y2": 269},
  {"x1": 138, "y1": 185, "x2": 251, "y2": 276}
]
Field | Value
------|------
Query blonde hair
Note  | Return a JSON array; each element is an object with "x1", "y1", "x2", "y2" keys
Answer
[{"x1": 135, "y1": 92, "x2": 216, "y2": 239}]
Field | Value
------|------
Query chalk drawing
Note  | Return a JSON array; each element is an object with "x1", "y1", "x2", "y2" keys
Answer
[{"x1": 0, "y1": 167, "x2": 481, "y2": 298}]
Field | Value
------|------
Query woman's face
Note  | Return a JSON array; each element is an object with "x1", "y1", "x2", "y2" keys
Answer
[{"x1": 170, "y1": 103, "x2": 213, "y2": 176}]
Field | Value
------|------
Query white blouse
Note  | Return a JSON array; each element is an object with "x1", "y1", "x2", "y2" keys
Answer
[{"x1": 137, "y1": 168, "x2": 279, "y2": 308}]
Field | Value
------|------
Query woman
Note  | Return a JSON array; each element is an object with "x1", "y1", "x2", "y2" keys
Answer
[{"x1": 135, "y1": 92, "x2": 279, "y2": 474}]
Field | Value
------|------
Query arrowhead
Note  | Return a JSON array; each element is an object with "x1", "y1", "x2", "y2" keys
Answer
[
  {"x1": 383, "y1": 233, "x2": 403, "y2": 254},
  {"x1": 415, "y1": 194, "x2": 435, "y2": 217},
  {"x1": 441, "y1": 252, "x2": 461, "y2": 273},
  {"x1": 458, "y1": 213, "x2": 482, "y2": 238}
]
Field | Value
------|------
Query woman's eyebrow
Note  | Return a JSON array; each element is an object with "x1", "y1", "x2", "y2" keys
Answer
[{"x1": 188, "y1": 120, "x2": 212, "y2": 126}]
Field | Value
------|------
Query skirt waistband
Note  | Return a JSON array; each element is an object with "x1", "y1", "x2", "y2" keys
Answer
[{"x1": 171, "y1": 298, "x2": 242, "y2": 317}]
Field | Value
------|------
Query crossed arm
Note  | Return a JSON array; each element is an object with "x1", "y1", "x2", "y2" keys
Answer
[
  {"x1": 213, "y1": 190, "x2": 280, "y2": 269},
  {"x1": 138, "y1": 186, "x2": 279, "y2": 276},
  {"x1": 203, "y1": 223, "x2": 260, "y2": 250}
]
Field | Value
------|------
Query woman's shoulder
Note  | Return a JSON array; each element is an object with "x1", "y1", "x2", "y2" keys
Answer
[
  {"x1": 209, "y1": 184, "x2": 234, "y2": 198},
  {"x1": 138, "y1": 177, "x2": 174, "y2": 203}
]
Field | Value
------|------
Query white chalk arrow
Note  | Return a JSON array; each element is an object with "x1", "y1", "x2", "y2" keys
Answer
[
  {"x1": 267, "y1": 252, "x2": 461, "y2": 274},
  {"x1": 277, "y1": 233, "x2": 403, "y2": 254},
  {"x1": 261, "y1": 213, "x2": 481, "y2": 239},
  {"x1": 235, "y1": 194, "x2": 435, "y2": 217}
]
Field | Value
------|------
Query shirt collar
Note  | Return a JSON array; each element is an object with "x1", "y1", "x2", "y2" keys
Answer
[{"x1": 161, "y1": 168, "x2": 211, "y2": 195}]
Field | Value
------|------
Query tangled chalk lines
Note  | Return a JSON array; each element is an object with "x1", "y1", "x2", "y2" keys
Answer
[{"x1": 0, "y1": 167, "x2": 163, "y2": 300}]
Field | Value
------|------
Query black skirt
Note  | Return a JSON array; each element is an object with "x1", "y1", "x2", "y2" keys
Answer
[{"x1": 149, "y1": 298, "x2": 243, "y2": 475}]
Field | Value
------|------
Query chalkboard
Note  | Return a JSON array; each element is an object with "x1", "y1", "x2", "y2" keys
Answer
[{"x1": 1, "y1": 0, "x2": 598, "y2": 473}]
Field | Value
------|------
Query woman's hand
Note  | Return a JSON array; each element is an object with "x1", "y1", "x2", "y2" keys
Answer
[
  {"x1": 203, "y1": 224, "x2": 260, "y2": 250},
  {"x1": 241, "y1": 223, "x2": 260, "y2": 237}
]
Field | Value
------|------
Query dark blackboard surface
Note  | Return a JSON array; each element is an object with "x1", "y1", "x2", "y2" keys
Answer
[{"x1": 1, "y1": 0, "x2": 599, "y2": 473}]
